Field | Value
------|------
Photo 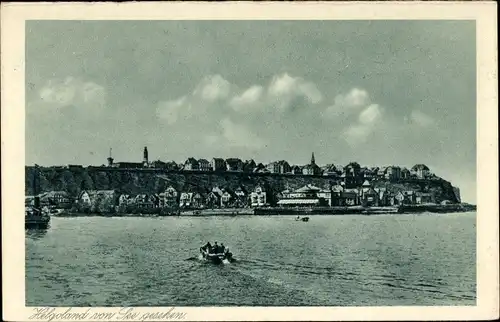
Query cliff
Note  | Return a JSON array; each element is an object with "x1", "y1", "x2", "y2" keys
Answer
[{"x1": 25, "y1": 166, "x2": 460, "y2": 203}]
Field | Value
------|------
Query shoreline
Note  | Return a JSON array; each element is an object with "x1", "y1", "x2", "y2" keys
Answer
[{"x1": 52, "y1": 203, "x2": 476, "y2": 218}]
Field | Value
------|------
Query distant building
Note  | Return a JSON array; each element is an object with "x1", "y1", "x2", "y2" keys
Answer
[
  {"x1": 360, "y1": 167, "x2": 376, "y2": 180},
  {"x1": 330, "y1": 185, "x2": 344, "y2": 206},
  {"x1": 38, "y1": 191, "x2": 71, "y2": 208},
  {"x1": 403, "y1": 191, "x2": 417, "y2": 204},
  {"x1": 394, "y1": 191, "x2": 405, "y2": 205},
  {"x1": 359, "y1": 180, "x2": 378, "y2": 207},
  {"x1": 253, "y1": 163, "x2": 269, "y2": 173},
  {"x1": 385, "y1": 166, "x2": 401, "y2": 181},
  {"x1": 179, "y1": 192, "x2": 193, "y2": 208},
  {"x1": 226, "y1": 158, "x2": 243, "y2": 171},
  {"x1": 184, "y1": 158, "x2": 199, "y2": 171},
  {"x1": 235, "y1": 186, "x2": 247, "y2": 200},
  {"x1": 112, "y1": 162, "x2": 143, "y2": 169},
  {"x1": 206, "y1": 187, "x2": 223, "y2": 208},
  {"x1": 179, "y1": 191, "x2": 204, "y2": 208},
  {"x1": 165, "y1": 161, "x2": 179, "y2": 171},
  {"x1": 192, "y1": 193, "x2": 205, "y2": 208},
  {"x1": 266, "y1": 160, "x2": 291, "y2": 174},
  {"x1": 211, "y1": 158, "x2": 226, "y2": 172},
  {"x1": 343, "y1": 162, "x2": 362, "y2": 187},
  {"x1": 401, "y1": 167, "x2": 411, "y2": 179},
  {"x1": 143, "y1": 147, "x2": 149, "y2": 167},
  {"x1": 277, "y1": 184, "x2": 330, "y2": 207},
  {"x1": 118, "y1": 194, "x2": 131, "y2": 206},
  {"x1": 302, "y1": 153, "x2": 321, "y2": 176},
  {"x1": 135, "y1": 194, "x2": 154, "y2": 208},
  {"x1": 243, "y1": 159, "x2": 257, "y2": 173},
  {"x1": 291, "y1": 165, "x2": 302, "y2": 175},
  {"x1": 79, "y1": 191, "x2": 92, "y2": 206},
  {"x1": 78, "y1": 190, "x2": 118, "y2": 211},
  {"x1": 411, "y1": 164, "x2": 430, "y2": 179},
  {"x1": 161, "y1": 186, "x2": 178, "y2": 208},
  {"x1": 220, "y1": 189, "x2": 234, "y2": 208},
  {"x1": 340, "y1": 189, "x2": 359, "y2": 206},
  {"x1": 198, "y1": 159, "x2": 211, "y2": 171},
  {"x1": 322, "y1": 164, "x2": 342, "y2": 177},
  {"x1": 250, "y1": 185, "x2": 267, "y2": 207},
  {"x1": 151, "y1": 160, "x2": 167, "y2": 169},
  {"x1": 377, "y1": 167, "x2": 387, "y2": 178}
]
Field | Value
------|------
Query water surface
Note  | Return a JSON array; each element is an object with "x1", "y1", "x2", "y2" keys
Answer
[{"x1": 26, "y1": 212, "x2": 476, "y2": 306}]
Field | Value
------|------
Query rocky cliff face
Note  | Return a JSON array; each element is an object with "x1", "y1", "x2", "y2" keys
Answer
[{"x1": 25, "y1": 166, "x2": 459, "y2": 203}]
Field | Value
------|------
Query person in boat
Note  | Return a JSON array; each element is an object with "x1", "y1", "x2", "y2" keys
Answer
[
  {"x1": 212, "y1": 242, "x2": 219, "y2": 254},
  {"x1": 220, "y1": 243, "x2": 225, "y2": 254},
  {"x1": 200, "y1": 241, "x2": 211, "y2": 253}
]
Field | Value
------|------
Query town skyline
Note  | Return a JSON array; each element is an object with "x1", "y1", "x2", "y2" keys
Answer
[
  {"x1": 26, "y1": 20, "x2": 476, "y2": 203},
  {"x1": 30, "y1": 146, "x2": 439, "y2": 171}
]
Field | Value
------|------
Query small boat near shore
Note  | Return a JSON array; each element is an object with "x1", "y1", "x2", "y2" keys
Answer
[
  {"x1": 200, "y1": 251, "x2": 235, "y2": 264},
  {"x1": 26, "y1": 166, "x2": 51, "y2": 230},
  {"x1": 295, "y1": 216, "x2": 309, "y2": 222},
  {"x1": 25, "y1": 207, "x2": 51, "y2": 229}
]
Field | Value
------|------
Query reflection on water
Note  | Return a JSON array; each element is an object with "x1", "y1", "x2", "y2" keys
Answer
[
  {"x1": 25, "y1": 228, "x2": 48, "y2": 240},
  {"x1": 26, "y1": 212, "x2": 476, "y2": 306}
]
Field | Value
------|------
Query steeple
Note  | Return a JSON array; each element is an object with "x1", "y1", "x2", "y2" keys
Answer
[
  {"x1": 143, "y1": 147, "x2": 149, "y2": 164},
  {"x1": 311, "y1": 152, "x2": 316, "y2": 165},
  {"x1": 107, "y1": 148, "x2": 114, "y2": 167}
]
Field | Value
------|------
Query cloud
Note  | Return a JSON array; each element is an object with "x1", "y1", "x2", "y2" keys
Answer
[
  {"x1": 155, "y1": 73, "x2": 327, "y2": 155},
  {"x1": 268, "y1": 73, "x2": 323, "y2": 110},
  {"x1": 157, "y1": 73, "x2": 324, "y2": 125},
  {"x1": 410, "y1": 110, "x2": 435, "y2": 127},
  {"x1": 324, "y1": 88, "x2": 370, "y2": 118},
  {"x1": 229, "y1": 85, "x2": 263, "y2": 110},
  {"x1": 344, "y1": 102, "x2": 385, "y2": 146},
  {"x1": 37, "y1": 77, "x2": 106, "y2": 110},
  {"x1": 340, "y1": 88, "x2": 370, "y2": 107},
  {"x1": 220, "y1": 118, "x2": 266, "y2": 149},
  {"x1": 193, "y1": 74, "x2": 232, "y2": 102},
  {"x1": 358, "y1": 104, "x2": 382, "y2": 125}
]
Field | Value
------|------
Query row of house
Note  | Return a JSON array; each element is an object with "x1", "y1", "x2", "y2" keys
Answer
[
  {"x1": 27, "y1": 177, "x2": 443, "y2": 214},
  {"x1": 102, "y1": 147, "x2": 434, "y2": 184},
  {"x1": 74, "y1": 178, "x2": 438, "y2": 212},
  {"x1": 73, "y1": 185, "x2": 269, "y2": 211},
  {"x1": 179, "y1": 157, "x2": 435, "y2": 188},
  {"x1": 25, "y1": 191, "x2": 72, "y2": 208},
  {"x1": 276, "y1": 181, "x2": 437, "y2": 208}
]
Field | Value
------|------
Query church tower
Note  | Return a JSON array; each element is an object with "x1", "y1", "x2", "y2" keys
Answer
[
  {"x1": 143, "y1": 147, "x2": 149, "y2": 165},
  {"x1": 107, "y1": 148, "x2": 114, "y2": 167},
  {"x1": 311, "y1": 152, "x2": 316, "y2": 165}
]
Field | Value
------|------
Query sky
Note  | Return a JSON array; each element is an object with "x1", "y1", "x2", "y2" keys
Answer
[{"x1": 25, "y1": 20, "x2": 476, "y2": 203}]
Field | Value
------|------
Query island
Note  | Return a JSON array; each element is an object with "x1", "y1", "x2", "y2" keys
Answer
[{"x1": 25, "y1": 148, "x2": 475, "y2": 217}]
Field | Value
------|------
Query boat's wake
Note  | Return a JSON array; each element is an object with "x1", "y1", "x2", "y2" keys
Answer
[{"x1": 185, "y1": 255, "x2": 237, "y2": 264}]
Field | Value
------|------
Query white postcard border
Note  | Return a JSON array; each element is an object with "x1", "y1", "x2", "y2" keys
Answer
[{"x1": 1, "y1": 2, "x2": 498, "y2": 321}]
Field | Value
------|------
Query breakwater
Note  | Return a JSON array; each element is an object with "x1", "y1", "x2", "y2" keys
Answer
[{"x1": 53, "y1": 203, "x2": 475, "y2": 217}]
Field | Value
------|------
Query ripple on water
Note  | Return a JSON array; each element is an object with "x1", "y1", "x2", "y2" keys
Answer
[{"x1": 26, "y1": 214, "x2": 476, "y2": 306}]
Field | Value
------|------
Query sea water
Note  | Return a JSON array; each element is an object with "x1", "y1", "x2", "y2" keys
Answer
[{"x1": 26, "y1": 212, "x2": 476, "y2": 306}]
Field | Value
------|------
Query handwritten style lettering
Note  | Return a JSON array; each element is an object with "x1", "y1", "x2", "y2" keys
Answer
[
  {"x1": 28, "y1": 307, "x2": 186, "y2": 321},
  {"x1": 29, "y1": 308, "x2": 91, "y2": 321}
]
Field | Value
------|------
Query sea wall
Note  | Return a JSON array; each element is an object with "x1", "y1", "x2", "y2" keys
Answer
[{"x1": 25, "y1": 166, "x2": 460, "y2": 203}]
